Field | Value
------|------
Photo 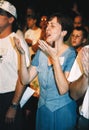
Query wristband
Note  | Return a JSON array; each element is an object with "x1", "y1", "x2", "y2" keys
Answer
[{"x1": 10, "y1": 103, "x2": 19, "y2": 110}]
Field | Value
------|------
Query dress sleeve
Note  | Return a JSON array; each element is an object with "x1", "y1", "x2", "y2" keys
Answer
[
  {"x1": 31, "y1": 49, "x2": 40, "y2": 66},
  {"x1": 64, "y1": 47, "x2": 76, "y2": 72}
]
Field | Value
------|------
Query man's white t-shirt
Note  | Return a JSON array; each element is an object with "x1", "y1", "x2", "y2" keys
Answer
[{"x1": 0, "y1": 32, "x2": 30, "y2": 93}]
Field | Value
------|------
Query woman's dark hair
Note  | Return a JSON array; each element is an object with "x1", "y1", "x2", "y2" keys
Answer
[
  {"x1": 73, "y1": 26, "x2": 88, "y2": 39},
  {"x1": 48, "y1": 12, "x2": 73, "y2": 41}
]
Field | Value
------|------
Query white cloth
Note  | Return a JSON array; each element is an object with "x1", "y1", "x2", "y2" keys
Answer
[
  {"x1": 79, "y1": 86, "x2": 89, "y2": 119},
  {"x1": 0, "y1": 32, "x2": 30, "y2": 93},
  {"x1": 67, "y1": 55, "x2": 83, "y2": 82},
  {"x1": 25, "y1": 28, "x2": 41, "y2": 58},
  {"x1": 20, "y1": 86, "x2": 35, "y2": 108},
  {"x1": 25, "y1": 28, "x2": 41, "y2": 45}
]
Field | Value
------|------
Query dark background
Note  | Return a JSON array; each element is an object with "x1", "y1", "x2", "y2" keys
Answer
[
  {"x1": 7, "y1": 0, "x2": 89, "y2": 27},
  {"x1": 8, "y1": 0, "x2": 89, "y2": 17}
]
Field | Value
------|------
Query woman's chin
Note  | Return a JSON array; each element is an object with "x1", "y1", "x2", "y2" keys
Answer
[
  {"x1": 47, "y1": 42, "x2": 53, "y2": 46},
  {"x1": 46, "y1": 40, "x2": 53, "y2": 46}
]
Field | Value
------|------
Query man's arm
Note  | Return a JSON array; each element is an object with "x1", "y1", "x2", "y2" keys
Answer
[
  {"x1": 69, "y1": 74, "x2": 88, "y2": 100},
  {"x1": 5, "y1": 75, "x2": 26, "y2": 124},
  {"x1": 69, "y1": 46, "x2": 89, "y2": 100}
]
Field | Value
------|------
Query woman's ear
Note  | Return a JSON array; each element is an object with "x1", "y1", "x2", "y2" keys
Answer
[
  {"x1": 62, "y1": 30, "x2": 67, "y2": 37},
  {"x1": 82, "y1": 38, "x2": 87, "y2": 43}
]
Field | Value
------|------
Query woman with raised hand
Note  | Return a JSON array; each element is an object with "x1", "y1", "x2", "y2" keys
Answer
[{"x1": 14, "y1": 12, "x2": 77, "y2": 130}]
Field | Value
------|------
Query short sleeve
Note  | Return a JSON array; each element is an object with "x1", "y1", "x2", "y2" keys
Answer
[
  {"x1": 64, "y1": 47, "x2": 76, "y2": 72},
  {"x1": 31, "y1": 50, "x2": 40, "y2": 66}
]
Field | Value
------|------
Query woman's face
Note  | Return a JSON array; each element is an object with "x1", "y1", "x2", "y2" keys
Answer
[
  {"x1": 46, "y1": 17, "x2": 62, "y2": 45},
  {"x1": 71, "y1": 29, "x2": 84, "y2": 47}
]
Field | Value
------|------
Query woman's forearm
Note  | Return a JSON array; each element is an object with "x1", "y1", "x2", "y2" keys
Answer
[
  {"x1": 52, "y1": 58, "x2": 69, "y2": 95},
  {"x1": 20, "y1": 53, "x2": 30, "y2": 85}
]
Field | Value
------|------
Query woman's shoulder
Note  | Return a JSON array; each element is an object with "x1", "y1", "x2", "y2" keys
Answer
[
  {"x1": 63, "y1": 45, "x2": 76, "y2": 56},
  {"x1": 67, "y1": 46, "x2": 76, "y2": 55}
]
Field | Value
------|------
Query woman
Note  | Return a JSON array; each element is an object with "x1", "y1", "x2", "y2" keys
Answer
[{"x1": 14, "y1": 13, "x2": 77, "y2": 130}]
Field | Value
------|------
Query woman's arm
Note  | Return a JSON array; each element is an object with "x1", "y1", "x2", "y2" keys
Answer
[
  {"x1": 52, "y1": 57, "x2": 69, "y2": 95},
  {"x1": 38, "y1": 40, "x2": 69, "y2": 95},
  {"x1": 14, "y1": 37, "x2": 37, "y2": 85}
]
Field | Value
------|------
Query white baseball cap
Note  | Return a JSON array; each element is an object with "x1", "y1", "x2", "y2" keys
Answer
[{"x1": 0, "y1": 0, "x2": 17, "y2": 18}]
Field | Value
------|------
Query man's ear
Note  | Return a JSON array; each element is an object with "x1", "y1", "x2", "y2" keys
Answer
[{"x1": 9, "y1": 17, "x2": 15, "y2": 24}]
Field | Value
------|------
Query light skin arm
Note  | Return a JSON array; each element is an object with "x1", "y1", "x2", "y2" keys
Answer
[
  {"x1": 5, "y1": 67, "x2": 37, "y2": 124},
  {"x1": 69, "y1": 46, "x2": 89, "y2": 100},
  {"x1": 13, "y1": 37, "x2": 37, "y2": 85},
  {"x1": 32, "y1": 42, "x2": 39, "y2": 52},
  {"x1": 69, "y1": 75, "x2": 88, "y2": 100},
  {"x1": 52, "y1": 58, "x2": 70, "y2": 94},
  {"x1": 5, "y1": 75, "x2": 25, "y2": 123},
  {"x1": 5, "y1": 37, "x2": 37, "y2": 124},
  {"x1": 25, "y1": 38, "x2": 32, "y2": 46},
  {"x1": 6, "y1": 67, "x2": 37, "y2": 107},
  {"x1": 38, "y1": 40, "x2": 69, "y2": 95},
  {"x1": 81, "y1": 46, "x2": 89, "y2": 77}
]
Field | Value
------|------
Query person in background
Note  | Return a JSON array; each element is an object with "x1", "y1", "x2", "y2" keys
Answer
[
  {"x1": 67, "y1": 0, "x2": 80, "y2": 21},
  {"x1": 65, "y1": 14, "x2": 87, "y2": 46},
  {"x1": 0, "y1": 1, "x2": 30, "y2": 130},
  {"x1": 73, "y1": 14, "x2": 83, "y2": 28},
  {"x1": 26, "y1": 5, "x2": 35, "y2": 16},
  {"x1": 77, "y1": 45, "x2": 89, "y2": 130},
  {"x1": 23, "y1": 5, "x2": 36, "y2": 33},
  {"x1": 24, "y1": 13, "x2": 41, "y2": 59},
  {"x1": 70, "y1": 26, "x2": 88, "y2": 115},
  {"x1": 39, "y1": 15, "x2": 48, "y2": 30},
  {"x1": 70, "y1": 26, "x2": 88, "y2": 53},
  {"x1": 24, "y1": 11, "x2": 41, "y2": 97},
  {"x1": 71, "y1": 1, "x2": 80, "y2": 16},
  {"x1": 23, "y1": 8, "x2": 41, "y2": 130},
  {"x1": 69, "y1": 45, "x2": 89, "y2": 130},
  {"x1": 14, "y1": 12, "x2": 77, "y2": 130},
  {"x1": 39, "y1": 14, "x2": 48, "y2": 40},
  {"x1": 31, "y1": 14, "x2": 48, "y2": 53}
]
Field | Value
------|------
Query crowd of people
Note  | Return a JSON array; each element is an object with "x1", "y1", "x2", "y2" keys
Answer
[{"x1": 0, "y1": 0, "x2": 89, "y2": 130}]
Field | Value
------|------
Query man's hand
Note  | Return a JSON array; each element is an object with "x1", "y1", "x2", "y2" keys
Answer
[
  {"x1": 82, "y1": 46, "x2": 89, "y2": 77},
  {"x1": 13, "y1": 37, "x2": 25, "y2": 54},
  {"x1": 5, "y1": 107, "x2": 17, "y2": 124}
]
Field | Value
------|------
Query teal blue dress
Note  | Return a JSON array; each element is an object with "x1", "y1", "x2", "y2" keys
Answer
[{"x1": 31, "y1": 47, "x2": 77, "y2": 130}]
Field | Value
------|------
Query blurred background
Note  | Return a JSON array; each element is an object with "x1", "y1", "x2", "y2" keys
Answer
[
  {"x1": 8, "y1": 0, "x2": 89, "y2": 17},
  {"x1": 7, "y1": 0, "x2": 89, "y2": 31}
]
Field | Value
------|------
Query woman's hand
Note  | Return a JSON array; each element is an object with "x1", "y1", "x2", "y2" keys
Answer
[{"x1": 38, "y1": 40, "x2": 58, "y2": 61}]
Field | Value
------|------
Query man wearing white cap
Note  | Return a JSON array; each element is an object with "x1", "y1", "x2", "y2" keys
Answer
[{"x1": 0, "y1": 0, "x2": 30, "y2": 130}]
